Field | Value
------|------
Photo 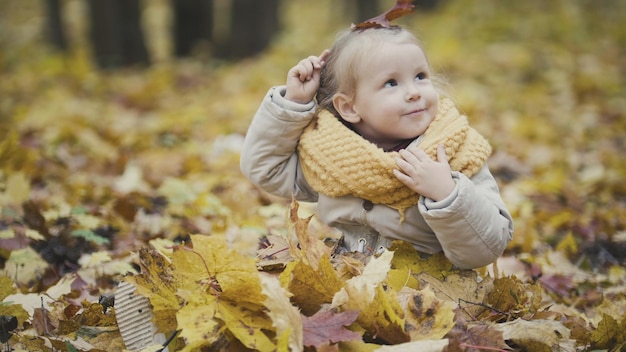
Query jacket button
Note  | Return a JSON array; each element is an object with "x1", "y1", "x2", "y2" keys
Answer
[{"x1": 362, "y1": 200, "x2": 373, "y2": 211}]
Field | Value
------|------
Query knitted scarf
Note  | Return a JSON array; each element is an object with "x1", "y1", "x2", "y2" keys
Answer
[{"x1": 297, "y1": 98, "x2": 492, "y2": 214}]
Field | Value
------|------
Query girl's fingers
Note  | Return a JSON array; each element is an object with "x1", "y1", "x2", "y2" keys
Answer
[
  {"x1": 437, "y1": 144, "x2": 448, "y2": 163},
  {"x1": 408, "y1": 146, "x2": 429, "y2": 160},
  {"x1": 301, "y1": 56, "x2": 323, "y2": 80},
  {"x1": 293, "y1": 62, "x2": 313, "y2": 81},
  {"x1": 395, "y1": 157, "x2": 415, "y2": 176},
  {"x1": 399, "y1": 148, "x2": 421, "y2": 165},
  {"x1": 318, "y1": 49, "x2": 331, "y2": 65}
]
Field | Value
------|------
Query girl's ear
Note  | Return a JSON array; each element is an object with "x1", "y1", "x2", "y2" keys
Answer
[{"x1": 333, "y1": 93, "x2": 361, "y2": 124}]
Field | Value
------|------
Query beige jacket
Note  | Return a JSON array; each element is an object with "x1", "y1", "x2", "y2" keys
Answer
[{"x1": 240, "y1": 87, "x2": 513, "y2": 269}]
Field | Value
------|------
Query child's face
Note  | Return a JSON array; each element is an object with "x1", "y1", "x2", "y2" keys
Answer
[{"x1": 345, "y1": 41, "x2": 439, "y2": 149}]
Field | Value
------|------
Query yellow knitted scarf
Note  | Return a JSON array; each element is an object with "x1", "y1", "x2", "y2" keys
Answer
[{"x1": 297, "y1": 98, "x2": 492, "y2": 213}]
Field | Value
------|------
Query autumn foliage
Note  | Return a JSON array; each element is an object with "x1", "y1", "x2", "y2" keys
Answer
[{"x1": 1, "y1": 0, "x2": 626, "y2": 351}]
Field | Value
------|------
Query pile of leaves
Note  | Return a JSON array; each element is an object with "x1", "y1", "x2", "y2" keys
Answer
[{"x1": 1, "y1": 0, "x2": 625, "y2": 351}]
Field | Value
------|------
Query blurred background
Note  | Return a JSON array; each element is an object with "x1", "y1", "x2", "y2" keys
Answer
[{"x1": 1, "y1": 0, "x2": 625, "y2": 267}]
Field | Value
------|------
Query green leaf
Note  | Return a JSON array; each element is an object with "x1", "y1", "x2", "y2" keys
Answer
[{"x1": 70, "y1": 229, "x2": 110, "y2": 245}]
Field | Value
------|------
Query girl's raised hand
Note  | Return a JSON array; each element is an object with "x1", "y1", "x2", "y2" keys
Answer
[
  {"x1": 284, "y1": 50, "x2": 330, "y2": 104},
  {"x1": 393, "y1": 144, "x2": 456, "y2": 201}
]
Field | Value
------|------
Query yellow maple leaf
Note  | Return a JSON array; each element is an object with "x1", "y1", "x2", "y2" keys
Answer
[
  {"x1": 389, "y1": 241, "x2": 454, "y2": 281},
  {"x1": 496, "y1": 318, "x2": 576, "y2": 351},
  {"x1": 357, "y1": 284, "x2": 408, "y2": 344},
  {"x1": 387, "y1": 267, "x2": 419, "y2": 291},
  {"x1": 591, "y1": 313, "x2": 626, "y2": 350},
  {"x1": 331, "y1": 249, "x2": 394, "y2": 309},
  {"x1": 287, "y1": 254, "x2": 345, "y2": 315},
  {"x1": 398, "y1": 285, "x2": 456, "y2": 341},
  {"x1": 482, "y1": 275, "x2": 543, "y2": 321},
  {"x1": 279, "y1": 260, "x2": 297, "y2": 290},
  {"x1": 175, "y1": 273, "x2": 275, "y2": 351},
  {"x1": 178, "y1": 234, "x2": 266, "y2": 304},
  {"x1": 416, "y1": 270, "x2": 494, "y2": 318},
  {"x1": 594, "y1": 295, "x2": 626, "y2": 324},
  {"x1": 330, "y1": 250, "x2": 409, "y2": 344},
  {"x1": 124, "y1": 248, "x2": 180, "y2": 333},
  {"x1": 176, "y1": 294, "x2": 222, "y2": 351},
  {"x1": 171, "y1": 235, "x2": 276, "y2": 350},
  {"x1": 0, "y1": 276, "x2": 16, "y2": 300},
  {"x1": 217, "y1": 299, "x2": 275, "y2": 351},
  {"x1": 289, "y1": 199, "x2": 332, "y2": 270},
  {"x1": 0, "y1": 276, "x2": 29, "y2": 328}
]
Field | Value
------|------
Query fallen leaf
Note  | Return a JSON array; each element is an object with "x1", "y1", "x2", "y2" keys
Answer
[
  {"x1": 33, "y1": 307, "x2": 58, "y2": 335},
  {"x1": 0, "y1": 315, "x2": 18, "y2": 344},
  {"x1": 332, "y1": 249, "x2": 394, "y2": 309},
  {"x1": 260, "y1": 273, "x2": 303, "y2": 352},
  {"x1": 3, "y1": 276, "x2": 74, "y2": 317},
  {"x1": 483, "y1": 276, "x2": 542, "y2": 320},
  {"x1": 302, "y1": 310, "x2": 361, "y2": 348},
  {"x1": 358, "y1": 284, "x2": 408, "y2": 344},
  {"x1": 2, "y1": 246, "x2": 49, "y2": 286},
  {"x1": 416, "y1": 270, "x2": 493, "y2": 318},
  {"x1": 495, "y1": 318, "x2": 576, "y2": 352},
  {"x1": 123, "y1": 248, "x2": 179, "y2": 333},
  {"x1": 175, "y1": 294, "x2": 221, "y2": 351},
  {"x1": 177, "y1": 234, "x2": 265, "y2": 304},
  {"x1": 0, "y1": 276, "x2": 16, "y2": 300},
  {"x1": 591, "y1": 313, "x2": 626, "y2": 349},
  {"x1": 3, "y1": 172, "x2": 31, "y2": 205},
  {"x1": 256, "y1": 234, "x2": 294, "y2": 271},
  {"x1": 289, "y1": 198, "x2": 332, "y2": 270},
  {"x1": 374, "y1": 338, "x2": 449, "y2": 352},
  {"x1": 215, "y1": 300, "x2": 275, "y2": 351},
  {"x1": 389, "y1": 241, "x2": 454, "y2": 281},
  {"x1": 287, "y1": 254, "x2": 344, "y2": 315},
  {"x1": 398, "y1": 286, "x2": 455, "y2": 341},
  {"x1": 446, "y1": 319, "x2": 508, "y2": 352}
]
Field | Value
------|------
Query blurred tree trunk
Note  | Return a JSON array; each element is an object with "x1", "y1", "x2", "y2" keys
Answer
[
  {"x1": 214, "y1": 0, "x2": 280, "y2": 59},
  {"x1": 355, "y1": 0, "x2": 379, "y2": 22},
  {"x1": 414, "y1": 0, "x2": 440, "y2": 10},
  {"x1": 171, "y1": 0, "x2": 213, "y2": 57},
  {"x1": 87, "y1": 0, "x2": 150, "y2": 69},
  {"x1": 44, "y1": 0, "x2": 67, "y2": 51}
]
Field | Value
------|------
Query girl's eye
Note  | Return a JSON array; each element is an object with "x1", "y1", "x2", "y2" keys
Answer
[
  {"x1": 384, "y1": 79, "x2": 397, "y2": 88},
  {"x1": 416, "y1": 72, "x2": 428, "y2": 80}
]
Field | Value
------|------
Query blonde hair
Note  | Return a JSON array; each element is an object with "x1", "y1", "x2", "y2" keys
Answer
[{"x1": 317, "y1": 26, "x2": 434, "y2": 118}]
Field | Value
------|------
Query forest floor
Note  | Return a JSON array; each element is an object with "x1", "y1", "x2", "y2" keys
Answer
[{"x1": 1, "y1": 1, "x2": 625, "y2": 351}]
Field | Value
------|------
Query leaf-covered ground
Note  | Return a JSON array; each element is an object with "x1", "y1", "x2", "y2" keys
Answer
[{"x1": 1, "y1": 1, "x2": 625, "y2": 351}]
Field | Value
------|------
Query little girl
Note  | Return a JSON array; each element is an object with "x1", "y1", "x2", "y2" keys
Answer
[{"x1": 240, "y1": 25, "x2": 513, "y2": 270}]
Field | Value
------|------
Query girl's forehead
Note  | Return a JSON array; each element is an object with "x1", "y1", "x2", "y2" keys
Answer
[{"x1": 361, "y1": 41, "x2": 427, "y2": 66}]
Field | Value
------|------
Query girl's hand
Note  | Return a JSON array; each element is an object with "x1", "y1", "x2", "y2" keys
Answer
[
  {"x1": 284, "y1": 50, "x2": 330, "y2": 104},
  {"x1": 393, "y1": 144, "x2": 456, "y2": 201}
]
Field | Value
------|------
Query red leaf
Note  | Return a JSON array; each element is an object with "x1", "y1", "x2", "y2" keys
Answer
[
  {"x1": 302, "y1": 310, "x2": 361, "y2": 348},
  {"x1": 32, "y1": 307, "x2": 58, "y2": 335},
  {"x1": 540, "y1": 273, "x2": 575, "y2": 298},
  {"x1": 353, "y1": 0, "x2": 415, "y2": 30}
]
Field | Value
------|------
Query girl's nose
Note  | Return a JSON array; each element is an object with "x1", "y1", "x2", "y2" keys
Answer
[{"x1": 405, "y1": 83, "x2": 421, "y2": 101}]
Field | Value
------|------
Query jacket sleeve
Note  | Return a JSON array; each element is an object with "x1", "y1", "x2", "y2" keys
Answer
[
  {"x1": 418, "y1": 165, "x2": 513, "y2": 269},
  {"x1": 240, "y1": 86, "x2": 319, "y2": 202}
]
